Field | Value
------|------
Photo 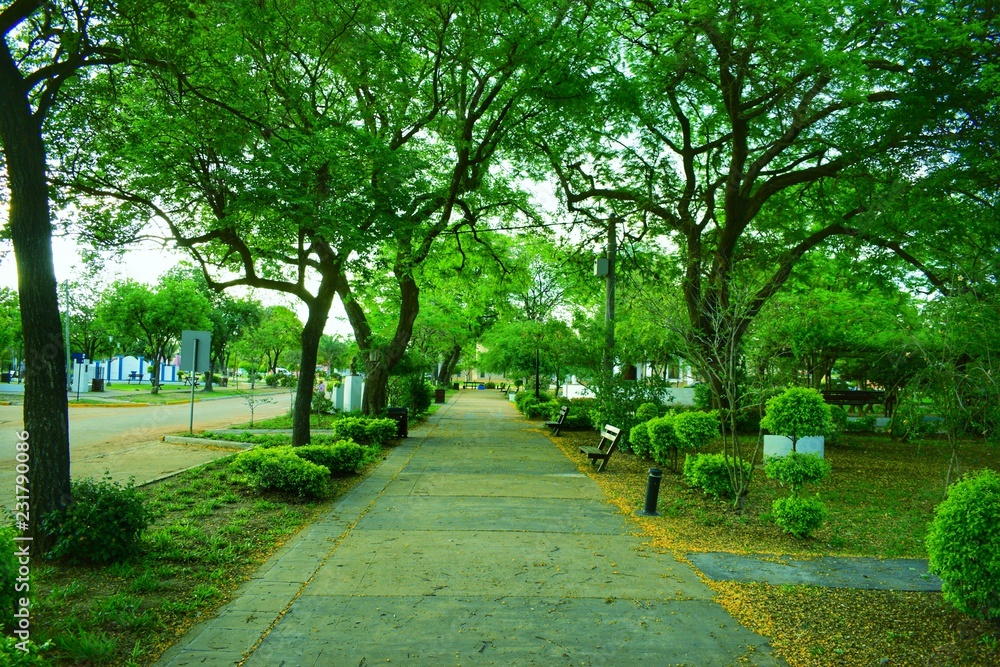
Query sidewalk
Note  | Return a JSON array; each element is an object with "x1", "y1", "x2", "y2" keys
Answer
[{"x1": 155, "y1": 391, "x2": 785, "y2": 666}]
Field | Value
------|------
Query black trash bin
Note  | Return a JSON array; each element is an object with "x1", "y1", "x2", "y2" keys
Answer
[
  {"x1": 1, "y1": 372, "x2": 10, "y2": 383},
  {"x1": 91, "y1": 378, "x2": 105, "y2": 392},
  {"x1": 386, "y1": 407, "x2": 408, "y2": 438},
  {"x1": 434, "y1": 388, "x2": 446, "y2": 404}
]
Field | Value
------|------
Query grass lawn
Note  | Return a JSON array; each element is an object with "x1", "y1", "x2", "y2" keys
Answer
[
  {"x1": 553, "y1": 428, "x2": 1000, "y2": 667},
  {"x1": 25, "y1": 449, "x2": 387, "y2": 666},
  {"x1": 107, "y1": 386, "x2": 288, "y2": 405}
]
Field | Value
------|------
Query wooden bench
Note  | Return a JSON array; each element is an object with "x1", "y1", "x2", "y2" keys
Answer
[
  {"x1": 822, "y1": 390, "x2": 886, "y2": 416},
  {"x1": 462, "y1": 380, "x2": 482, "y2": 389},
  {"x1": 579, "y1": 424, "x2": 622, "y2": 472},
  {"x1": 127, "y1": 371, "x2": 144, "y2": 384},
  {"x1": 497, "y1": 382, "x2": 508, "y2": 393},
  {"x1": 546, "y1": 405, "x2": 570, "y2": 435}
]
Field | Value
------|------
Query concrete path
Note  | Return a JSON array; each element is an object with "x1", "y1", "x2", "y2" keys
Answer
[{"x1": 156, "y1": 391, "x2": 784, "y2": 666}]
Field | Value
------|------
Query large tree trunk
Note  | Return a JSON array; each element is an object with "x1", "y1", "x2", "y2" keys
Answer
[
  {"x1": 291, "y1": 292, "x2": 333, "y2": 446},
  {"x1": 0, "y1": 69, "x2": 71, "y2": 552},
  {"x1": 438, "y1": 344, "x2": 461, "y2": 385}
]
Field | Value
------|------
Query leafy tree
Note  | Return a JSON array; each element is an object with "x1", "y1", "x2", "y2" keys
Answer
[
  {"x1": 95, "y1": 277, "x2": 212, "y2": 393},
  {"x1": 0, "y1": 0, "x2": 125, "y2": 548},
  {"x1": 541, "y1": 0, "x2": 995, "y2": 403},
  {"x1": 60, "y1": 0, "x2": 597, "y2": 448},
  {"x1": 0, "y1": 287, "x2": 22, "y2": 374}
]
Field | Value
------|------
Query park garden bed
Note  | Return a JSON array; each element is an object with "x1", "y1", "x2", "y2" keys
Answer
[
  {"x1": 16, "y1": 450, "x2": 386, "y2": 666},
  {"x1": 554, "y1": 427, "x2": 1000, "y2": 667}
]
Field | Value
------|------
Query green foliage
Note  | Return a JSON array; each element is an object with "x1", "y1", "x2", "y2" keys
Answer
[
  {"x1": 332, "y1": 417, "x2": 369, "y2": 443},
  {"x1": 311, "y1": 390, "x2": 334, "y2": 415},
  {"x1": 295, "y1": 442, "x2": 366, "y2": 476},
  {"x1": 764, "y1": 453, "x2": 832, "y2": 495},
  {"x1": 761, "y1": 387, "x2": 833, "y2": 445},
  {"x1": 845, "y1": 415, "x2": 878, "y2": 432},
  {"x1": 235, "y1": 448, "x2": 329, "y2": 498},
  {"x1": 693, "y1": 383, "x2": 713, "y2": 410},
  {"x1": 772, "y1": 495, "x2": 827, "y2": 538},
  {"x1": 264, "y1": 373, "x2": 279, "y2": 388},
  {"x1": 647, "y1": 415, "x2": 680, "y2": 469},
  {"x1": 635, "y1": 402, "x2": 662, "y2": 422},
  {"x1": 365, "y1": 418, "x2": 400, "y2": 446},
  {"x1": 565, "y1": 398, "x2": 597, "y2": 428},
  {"x1": 0, "y1": 637, "x2": 54, "y2": 666},
  {"x1": 629, "y1": 421, "x2": 652, "y2": 458},
  {"x1": 590, "y1": 374, "x2": 671, "y2": 433},
  {"x1": 391, "y1": 374, "x2": 433, "y2": 417},
  {"x1": 42, "y1": 476, "x2": 152, "y2": 565},
  {"x1": 0, "y1": 524, "x2": 16, "y2": 628},
  {"x1": 926, "y1": 469, "x2": 1000, "y2": 621},
  {"x1": 672, "y1": 411, "x2": 719, "y2": 450},
  {"x1": 683, "y1": 453, "x2": 750, "y2": 500},
  {"x1": 829, "y1": 405, "x2": 849, "y2": 431}
]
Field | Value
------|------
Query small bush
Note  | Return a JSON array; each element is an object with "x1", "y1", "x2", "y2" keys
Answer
[
  {"x1": 926, "y1": 469, "x2": 1000, "y2": 621},
  {"x1": 264, "y1": 373, "x2": 279, "y2": 387},
  {"x1": 683, "y1": 453, "x2": 750, "y2": 500},
  {"x1": 672, "y1": 410, "x2": 719, "y2": 450},
  {"x1": 761, "y1": 386, "x2": 833, "y2": 444},
  {"x1": 772, "y1": 495, "x2": 827, "y2": 538},
  {"x1": 764, "y1": 452, "x2": 831, "y2": 495},
  {"x1": 296, "y1": 442, "x2": 365, "y2": 476},
  {"x1": 397, "y1": 374, "x2": 433, "y2": 416},
  {"x1": 1, "y1": 524, "x2": 16, "y2": 628},
  {"x1": 829, "y1": 405, "x2": 849, "y2": 431},
  {"x1": 311, "y1": 391, "x2": 334, "y2": 415},
  {"x1": 485, "y1": 381, "x2": 496, "y2": 389},
  {"x1": 248, "y1": 450, "x2": 329, "y2": 498},
  {"x1": 629, "y1": 421, "x2": 652, "y2": 458},
  {"x1": 635, "y1": 402, "x2": 662, "y2": 422},
  {"x1": 845, "y1": 415, "x2": 878, "y2": 432},
  {"x1": 0, "y1": 637, "x2": 53, "y2": 666},
  {"x1": 230, "y1": 445, "x2": 295, "y2": 477},
  {"x1": 333, "y1": 416, "x2": 369, "y2": 443},
  {"x1": 366, "y1": 418, "x2": 399, "y2": 445},
  {"x1": 648, "y1": 415, "x2": 680, "y2": 469},
  {"x1": 42, "y1": 476, "x2": 152, "y2": 565},
  {"x1": 525, "y1": 399, "x2": 556, "y2": 419}
]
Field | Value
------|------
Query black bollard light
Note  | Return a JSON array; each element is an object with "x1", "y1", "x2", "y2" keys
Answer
[{"x1": 637, "y1": 467, "x2": 662, "y2": 516}]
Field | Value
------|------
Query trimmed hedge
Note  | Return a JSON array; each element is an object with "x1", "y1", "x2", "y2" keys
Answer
[
  {"x1": 926, "y1": 469, "x2": 1000, "y2": 621},
  {"x1": 682, "y1": 453, "x2": 750, "y2": 500}
]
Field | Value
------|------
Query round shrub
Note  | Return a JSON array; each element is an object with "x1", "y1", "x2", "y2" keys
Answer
[
  {"x1": 333, "y1": 416, "x2": 368, "y2": 443},
  {"x1": 230, "y1": 445, "x2": 295, "y2": 476},
  {"x1": 629, "y1": 421, "x2": 652, "y2": 458},
  {"x1": 926, "y1": 469, "x2": 1000, "y2": 621},
  {"x1": 365, "y1": 418, "x2": 399, "y2": 445},
  {"x1": 772, "y1": 495, "x2": 827, "y2": 538},
  {"x1": 672, "y1": 410, "x2": 719, "y2": 450},
  {"x1": 764, "y1": 452, "x2": 831, "y2": 495},
  {"x1": 41, "y1": 476, "x2": 152, "y2": 564},
  {"x1": 829, "y1": 405, "x2": 848, "y2": 432},
  {"x1": 264, "y1": 373, "x2": 279, "y2": 387},
  {"x1": 1, "y1": 524, "x2": 16, "y2": 628},
  {"x1": 682, "y1": 453, "x2": 751, "y2": 500},
  {"x1": 647, "y1": 415, "x2": 680, "y2": 469},
  {"x1": 635, "y1": 402, "x2": 661, "y2": 423},
  {"x1": 296, "y1": 442, "x2": 365, "y2": 476},
  {"x1": 761, "y1": 386, "x2": 833, "y2": 448}
]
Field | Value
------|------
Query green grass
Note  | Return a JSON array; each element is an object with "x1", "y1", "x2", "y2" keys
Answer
[{"x1": 28, "y1": 450, "x2": 386, "y2": 666}]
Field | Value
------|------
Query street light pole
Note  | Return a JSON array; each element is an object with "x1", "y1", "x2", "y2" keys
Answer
[{"x1": 604, "y1": 217, "x2": 617, "y2": 375}]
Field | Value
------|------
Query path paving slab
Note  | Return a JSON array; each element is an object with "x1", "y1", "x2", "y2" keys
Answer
[
  {"x1": 156, "y1": 392, "x2": 786, "y2": 667},
  {"x1": 689, "y1": 552, "x2": 942, "y2": 591}
]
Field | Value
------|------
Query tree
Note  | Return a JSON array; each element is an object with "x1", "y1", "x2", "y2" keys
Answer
[
  {"x1": 0, "y1": 287, "x2": 22, "y2": 373},
  {"x1": 541, "y1": 0, "x2": 994, "y2": 403},
  {"x1": 1, "y1": 0, "x2": 123, "y2": 546},
  {"x1": 60, "y1": 0, "x2": 598, "y2": 449},
  {"x1": 95, "y1": 277, "x2": 212, "y2": 392}
]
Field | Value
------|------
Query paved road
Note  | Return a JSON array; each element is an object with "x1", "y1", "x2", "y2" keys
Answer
[
  {"x1": 0, "y1": 392, "x2": 288, "y2": 510},
  {"x1": 157, "y1": 390, "x2": 784, "y2": 666}
]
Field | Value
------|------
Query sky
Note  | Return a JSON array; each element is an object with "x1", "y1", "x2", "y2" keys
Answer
[{"x1": 0, "y1": 234, "x2": 356, "y2": 338}]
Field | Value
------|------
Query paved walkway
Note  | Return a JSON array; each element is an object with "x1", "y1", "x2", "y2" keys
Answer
[{"x1": 156, "y1": 390, "x2": 785, "y2": 666}]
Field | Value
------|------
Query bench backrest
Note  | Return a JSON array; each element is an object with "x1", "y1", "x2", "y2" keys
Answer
[
  {"x1": 556, "y1": 405, "x2": 570, "y2": 423},
  {"x1": 821, "y1": 390, "x2": 885, "y2": 403},
  {"x1": 598, "y1": 424, "x2": 622, "y2": 454}
]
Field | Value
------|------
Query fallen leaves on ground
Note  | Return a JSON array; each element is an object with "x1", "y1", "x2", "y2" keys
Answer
[{"x1": 549, "y1": 427, "x2": 1000, "y2": 667}]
